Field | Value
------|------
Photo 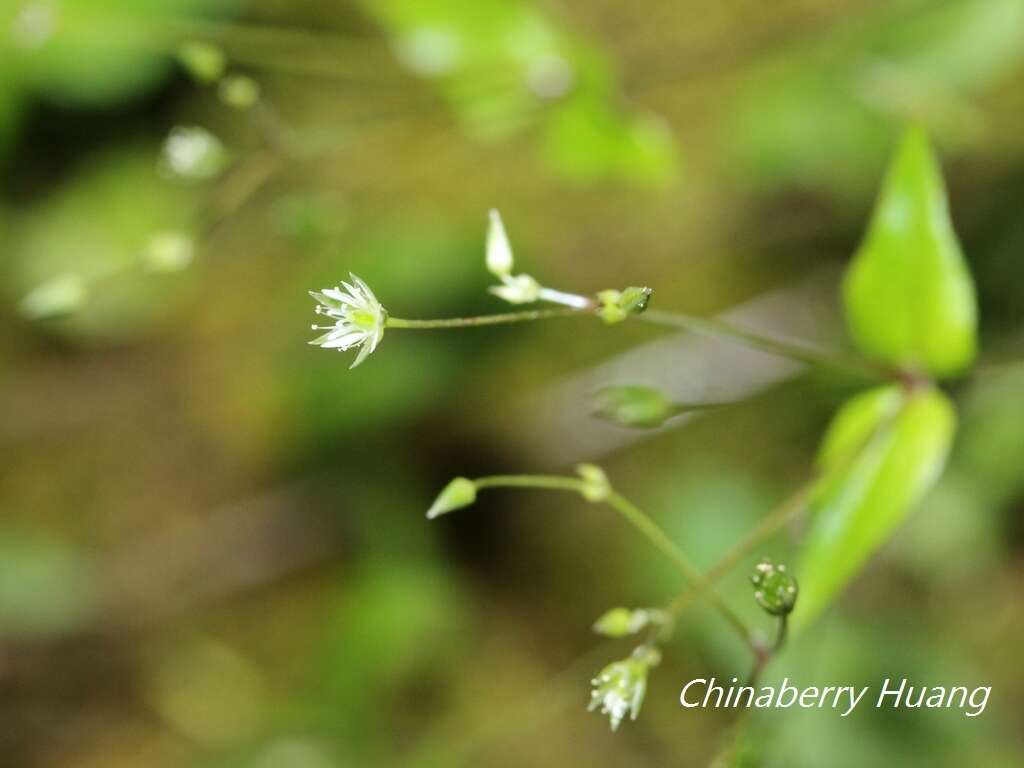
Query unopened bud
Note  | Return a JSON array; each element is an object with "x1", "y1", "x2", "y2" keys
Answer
[
  {"x1": 597, "y1": 286, "x2": 652, "y2": 324},
  {"x1": 750, "y1": 559, "x2": 798, "y2": 616},
  {"x1": 594, "y1": 385, "x2": 676, "y2": 429},
  {"x1": 576, "y1": 463, "x2": 611, "y2": 502},
  {"x1": 427, "y1": 477, "x2": 476, "y2": 519}
]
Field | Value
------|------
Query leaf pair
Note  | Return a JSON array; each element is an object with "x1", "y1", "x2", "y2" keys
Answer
[{"x1": 797, "y1": 127, "x2": 976, "y2": 626}]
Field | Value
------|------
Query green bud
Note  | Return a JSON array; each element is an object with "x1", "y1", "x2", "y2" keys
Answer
[
  {"x1": 594, "y1": 385, "x2": 676, "y2": 429},
  {"x1": 427, "y1": 477, "x2": 476, "y2": 519},
  {"x1": 596, "y1": 290, "x2": 627, "y2": 324},
  {"x1": 178, "y1": 41, "x2": 227, "y2": 84},
  {"x1": 596, "y1": 286, "x2": 653, "y2": 324},
  {"x1": 576, "y1": 463, "x2": 610, "y2": 502},
  {"x1": 619, "y1": 286, "x2": 652, "y2": 314},
  {"x1": 218, "y1": 75, "x2": 261, "y2": 109},
  {"x1": 750, "y1": 559, "x2": 798, "y2": 616},
  {"x1": 593, "y1": 607, "x2": 635, "y2": 637},
  {"x1": 19, "y1": 274, "x2": 87, "y2": 319},
  {"x1": 592, "y1": 607, "x2": 668, "y2": 638}
]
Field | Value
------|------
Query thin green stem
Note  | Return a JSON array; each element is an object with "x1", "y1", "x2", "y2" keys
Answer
[
  {"x1": 605, "y1": 492, "x2": 754, "y2": 647},
  {"x1": 774, "y1": 613, "x2": 788, "y2": 653},
  {"x1": 748, "y1": 614, "x2": 788, "y2": 688},
  {"x1": 469, "y1": 474, "x2": 756, "y2": 652},
  {"x1": 637, "y1": 308, "x2": 887, "y2": 381},
  {"x1": 387, "y1": 307, "x2": 588, "y2": 329},
  {"x1": 473, "y1": 475, "x2": 584, "y2": 493}
]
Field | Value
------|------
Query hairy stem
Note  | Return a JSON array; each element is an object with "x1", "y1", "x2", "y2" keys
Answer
[{"x1": 387, "y1": 307, "x2": 588, "y2": 329}]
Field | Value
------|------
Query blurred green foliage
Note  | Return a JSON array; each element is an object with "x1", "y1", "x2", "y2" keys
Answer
[{"x1": 365, "y1": 0, "x2": 678, "y2": 183}]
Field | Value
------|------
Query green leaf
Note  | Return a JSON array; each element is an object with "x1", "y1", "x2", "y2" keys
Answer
[
  {"x1": 793, "y1": 385, "x2": 956, "y2": 629},
  {"x1": 842, "y1": 126, "x2": 978, "y2": 378}
]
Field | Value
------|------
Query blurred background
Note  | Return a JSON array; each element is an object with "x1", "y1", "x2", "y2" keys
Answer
[{"x1": 1, "y1": 0, "x2": 1023, "y2": 766}]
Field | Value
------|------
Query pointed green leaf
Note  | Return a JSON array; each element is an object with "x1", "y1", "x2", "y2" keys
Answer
[
  {"x1": 842, "y1": 127, "x2": 977, "y2": 378},
  {"x1": 793, "y1": 385, "x2": 956, "y2": 629}
]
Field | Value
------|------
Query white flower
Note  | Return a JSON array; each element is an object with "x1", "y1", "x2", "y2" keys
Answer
[
  {"x1": 486, "y1": 209, "x2": 514, "y2": 277},
  {"x1": 489, "y1": 273, "x2": 541, "y2": 304},
  {"x1": 588, "y1": 646, "x2": 661, "y2": 731},
  {"x1": 484, "y1": 210, "x2": 592, "y2": 309},
  {"x1": 309, "y1": 273, "x2": 387, "y2": 368},
  {"x1": 485, "y1": 209, "x2": 541, "y2": 304}
]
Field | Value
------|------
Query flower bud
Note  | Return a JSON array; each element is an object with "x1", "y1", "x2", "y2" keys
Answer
[
  {"x1": 750, "y1": 559, "x2": 798, "y2": 616},
  {"x1": 427, "y1": 477, "x2": 477, "y2": 519},
  {"x1": 485, "y1": 209, "x2": 514, "y2": 278},
  {"x1": 592, "y1": 607, "x2": 668, "y2": 638},
  {"x1": 488, "y1": 273, "x2": 540, "y2": 304},
  {"x1": 576, "y1": 463, "x2": 610, "y2": 502},
  {"x1": 594, "y1": 385, "x2": 676, "y2": 429},
  {"x1": 597, "y1": 286, "x2": 653, "y2": 324}
]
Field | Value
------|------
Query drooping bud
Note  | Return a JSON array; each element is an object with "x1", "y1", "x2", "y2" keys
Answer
[
  {"x1": 592, "y1": 607, "x2": 669, "y2": 638},
  {"x1": 594, "y1": 385, "x2": 676, "y2": 429},
  {"x1": 750, "y1": 559, "x2": 798, "y2": 616},
  {"x1": 576, "y1": 464, "x2": 611, "y2": 502},
  {"x1": 427, "y1": 477, "x2": 477, "y2": 519}
]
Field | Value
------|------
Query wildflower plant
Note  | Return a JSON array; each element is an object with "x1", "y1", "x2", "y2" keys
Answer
[{"x1": 306, "y1": 125, "x2": 992, "y2": 743}]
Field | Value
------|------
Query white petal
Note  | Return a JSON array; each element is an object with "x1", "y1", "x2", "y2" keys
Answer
[
  {"x1": 486, "y1": 209, "x2": 513, "y2": 277},
  {"x1": 350, "y1": 341, "x2": 374, "y2": 368},
  {"x1": 339, "y1": 280, "x2": 360, "y2": 301},
  {"x1": 489, "y1": 285, "x2": 527, "y2": 303},
  {"x1": 326, "y1": 327, "x2": 363, "y2": 343},
  {"x1": 321, "y1": 332, "x2": 367, "y2": 349},
  {"x1": 350, "y1": 273, "x2": 377, "y2": 306},
  {"x1": 324, "y1": 287, "x2": 358, "y2": 307}
]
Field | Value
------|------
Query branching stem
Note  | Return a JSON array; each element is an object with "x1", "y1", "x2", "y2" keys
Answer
[{"x1": 469, "y1": 474, "x2": 757, "y2": 653}]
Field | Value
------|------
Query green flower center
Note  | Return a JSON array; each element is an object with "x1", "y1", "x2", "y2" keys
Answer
[{"x1": 348, "y1": 308, "x2": 378, "y2": 330}]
